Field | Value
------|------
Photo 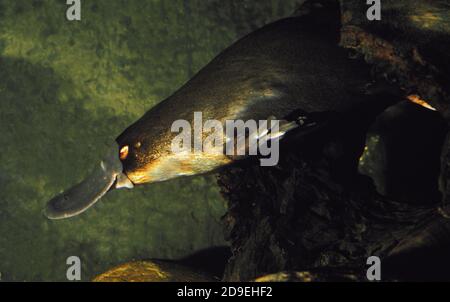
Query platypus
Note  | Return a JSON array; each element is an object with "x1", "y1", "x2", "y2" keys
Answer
[{"x1": 45, "y1": 15, "x2": 388, "y2": 219}]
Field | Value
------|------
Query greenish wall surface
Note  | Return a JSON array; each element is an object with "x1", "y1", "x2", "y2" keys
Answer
[{"x1": 0, "y1": 0, "x2": 298, "y2": 281}]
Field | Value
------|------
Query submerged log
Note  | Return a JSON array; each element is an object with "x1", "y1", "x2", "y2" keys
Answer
[
  {"x1": 339, "y1": 0, "x2": 450, "y2": 213},
  {"x1": 218, "y1": 0, "x2": 450, "y2": 281},
  {"x1": 218, "y1": 111, "x2": 448, "y2": 281}
]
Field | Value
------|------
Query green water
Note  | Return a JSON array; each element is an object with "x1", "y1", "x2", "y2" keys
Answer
[{"x1": 0, "y1": 0, "x2": 298, "y2": 281}]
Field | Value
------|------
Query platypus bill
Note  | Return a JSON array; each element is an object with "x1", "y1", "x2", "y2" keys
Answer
[
  {"x1": 45, "y1": 15, "x2": 378, "y2": 220},
  {"x1": 45, "y1": 143, "x2": 134, "y2": 219}
]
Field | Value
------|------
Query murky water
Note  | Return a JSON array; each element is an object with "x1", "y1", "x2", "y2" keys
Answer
[{"x1": 0, "y1": 0, "x2": 298, "y2": 281}]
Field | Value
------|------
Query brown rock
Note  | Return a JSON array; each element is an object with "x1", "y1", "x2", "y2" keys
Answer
[{"x1": 93, "y1": 260, "x2": 215, "y2": 282}]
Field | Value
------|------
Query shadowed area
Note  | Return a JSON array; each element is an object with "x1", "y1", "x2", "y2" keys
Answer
[{"x1": 359, "y1": 101, "x2": 447, "y2": 205}]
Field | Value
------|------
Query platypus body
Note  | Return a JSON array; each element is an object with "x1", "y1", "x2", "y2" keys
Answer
[
  {"x1": 45, "y1": 16, "x2": 377, "y2": 219},
  {"x1": 117, "y1": 16, "x2": 372, "y2": 184}
]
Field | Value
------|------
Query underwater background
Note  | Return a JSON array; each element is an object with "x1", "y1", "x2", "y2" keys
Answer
[{"x1": 0, "y1": 0, "x2": 298, "y2": 281}]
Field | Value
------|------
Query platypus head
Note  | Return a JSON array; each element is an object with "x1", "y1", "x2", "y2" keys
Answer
[
  {"x1": 44, "y1": 109, "x2": 177, "y2": 220},
  {"x1": 44, "y1": 127, "x2": 167, "y2": 220},
  {"x1": 44, "y1": 116, "x2": 230, "y2": 220}
]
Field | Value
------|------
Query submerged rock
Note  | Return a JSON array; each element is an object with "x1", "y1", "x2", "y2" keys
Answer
[{"x1": 93, "y1": 260, "x2": 216, "y2": 282}]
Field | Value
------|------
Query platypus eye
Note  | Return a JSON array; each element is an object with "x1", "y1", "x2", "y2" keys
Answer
[{"x1": 119, "y1": 145, "x2": 129, "y2": 160}]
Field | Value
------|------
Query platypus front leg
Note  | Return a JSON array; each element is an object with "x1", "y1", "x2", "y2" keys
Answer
[{"x1": 233, "y1": 114, "x2": 321, "y2": 162}]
